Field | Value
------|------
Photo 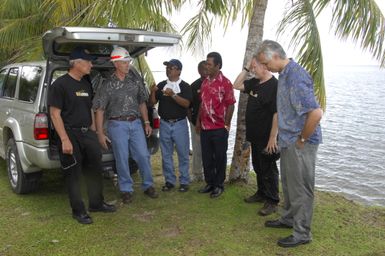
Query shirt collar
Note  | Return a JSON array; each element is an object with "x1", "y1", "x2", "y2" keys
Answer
[
  {"x1": 279, "y1": 58, "x2": 294, "y2": 76},
  {"x1": 206, "y1": 71, "x2": 223, "y2": 83}
]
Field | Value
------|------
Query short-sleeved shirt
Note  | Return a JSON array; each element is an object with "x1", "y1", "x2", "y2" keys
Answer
[
  {"x1": 190, "y1": 77, "x2": 204, "y2": 125},
  {"x1": 200, "y1": 71, "x2": 236, "y2": 130},
  {"x1": 243, "y1": 76, "x2": 277, "y2": 143},
  {"x1": 48, "y1": 74, "x2": 93, "y2": 128},
  {"x1": 155, "y1": 80, "x2": 192, "y2": 120},
  {"x1": 277, "y1": 60, "x2": 322, "y2": 148},
  {"x1": 92, "y1": 71, "x2": 147, "y2": 119}
]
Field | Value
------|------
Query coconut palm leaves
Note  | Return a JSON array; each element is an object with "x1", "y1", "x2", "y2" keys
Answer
[
  {"x1": 277, "y1": 0, "x2": 385, "y2": 110},
  {"x1": 277, "y1": 0, "x2": 326, "y2": 109},
  {"x1": 329, "y1": 0, "x2": 385, "y2": 66},
  {"x1": 180, "y1": 0, "x2": 253, "y2": 53}
]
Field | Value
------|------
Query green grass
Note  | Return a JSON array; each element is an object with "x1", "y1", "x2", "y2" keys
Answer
[{"x1": 0, "y1": 154, "x2": 384, "y2": 256}]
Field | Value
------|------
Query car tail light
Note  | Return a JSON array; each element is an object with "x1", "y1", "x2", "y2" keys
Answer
[
  {"x1": 152, "y1": 117, "x2": 160, "y2": 129},
  {"x1": 34, "y1": 113, "x2": 49, "y2": 140}
]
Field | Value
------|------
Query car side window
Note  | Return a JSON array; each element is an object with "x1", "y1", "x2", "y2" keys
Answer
[
  {"x1": 0, "y1": 69, "x2": 7, "y2": 95},
  {"x1": 2, "y1": 67, "x2": 18, "y2": 98},
  {"x1": 19, "y1": 66, "x2": 43, "y2": 103}
]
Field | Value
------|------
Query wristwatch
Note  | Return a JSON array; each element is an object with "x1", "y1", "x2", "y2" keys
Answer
[{"x1": 172, "y1": 94, "x2": 177, "y2": 99}]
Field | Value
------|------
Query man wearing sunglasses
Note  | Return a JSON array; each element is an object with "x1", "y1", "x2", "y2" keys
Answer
[{"x1": 150, "y1": 59, "x2": 192, "y2": 193}]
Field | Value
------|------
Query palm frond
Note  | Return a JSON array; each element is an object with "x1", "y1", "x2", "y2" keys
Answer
[
  {"x1": 134, "y1": 55, "x2": 156, "y2": 88},
  {"x1": 328, "y1": 0, "x2": 385, "y2": 66},
  {"x1": 277, "y1": 0, "x2": 326, "y2": 111},
  {"x1": 180, "y1": 10, "x2": 213, "y2": 54}
]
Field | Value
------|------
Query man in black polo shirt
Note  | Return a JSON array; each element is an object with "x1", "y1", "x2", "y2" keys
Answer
[
  {"x1": 188, "y1": 60, "x2": 207, "y2": 182},
  {"x1": 233, "y1": 55, "x2": 279, "y2": 216},
  {"x1": 150, "y1": 59, "x2": 192, "y2": 192},
  {"x1": 48, "y1": 47, "x2": 116, "y2": 224}
]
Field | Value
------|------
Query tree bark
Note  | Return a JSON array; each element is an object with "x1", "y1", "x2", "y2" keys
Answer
[{"x1": 228, "y1": 0, "x2": 268, "y2": 183}]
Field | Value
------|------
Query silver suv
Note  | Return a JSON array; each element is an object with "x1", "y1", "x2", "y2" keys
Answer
[{"x1": 0, "y1": 27, "x2": 180, "y2": 194}]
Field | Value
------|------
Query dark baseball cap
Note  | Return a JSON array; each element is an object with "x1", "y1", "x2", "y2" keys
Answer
[
  {"x1": 163, "y1": 59, "x2": 183, "y2": 70},
  {"x1": 69, "y1": 47, "x2": 97, "y2": 61}
]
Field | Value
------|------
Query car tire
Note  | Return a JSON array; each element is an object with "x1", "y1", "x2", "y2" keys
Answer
[{"x1": 6, "y1": 138, "x2": 42, "y2": 194}]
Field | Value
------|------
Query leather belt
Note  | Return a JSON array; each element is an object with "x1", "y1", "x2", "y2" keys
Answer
[
  {"x1": 163, "y1": 117, "x2": 185, "y2": 123},
  {"x1": 109, "y1": 115, "x2": 137, "y2": 121}
]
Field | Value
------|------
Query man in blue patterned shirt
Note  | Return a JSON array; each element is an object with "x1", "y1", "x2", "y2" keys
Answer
[{"x1": 257, "y1": 40, "x2": 323, "y2": 248}]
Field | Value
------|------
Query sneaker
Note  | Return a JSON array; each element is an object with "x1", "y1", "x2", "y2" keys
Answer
[
  {"x1": 144, "y1": 186, "x2": 159, "y2": 198},
  {"x1": 121, "y1": 192, "x2": 133, "y2": 204},
  {"x1": 178, "y1": 184, "x2": 189, "y2": 192},
  {"x1": 244, "y1": 192, "x2": 265, "y2": 203},
  {"x1": 258, "y1": 202, "x2": 277, "y2": 216},
  {"x1": 161, "y1": 182, "x2": 175, "y2": 192}
]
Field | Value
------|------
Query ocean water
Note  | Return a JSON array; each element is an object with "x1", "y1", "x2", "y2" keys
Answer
[{"x1": 228, "y1": 65, "x2": 385, "y2": 206}]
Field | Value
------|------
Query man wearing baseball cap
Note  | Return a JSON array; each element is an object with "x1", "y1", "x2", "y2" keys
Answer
[
  {"x1": 150, "y1": 58, "x2": 192, "y2": 192},
  {"x1": 93, "y1": 47, "x2": 158, "y2": 205},
  {"x1": 48, "y1": 47, "x2": 116, "y2": 224}
]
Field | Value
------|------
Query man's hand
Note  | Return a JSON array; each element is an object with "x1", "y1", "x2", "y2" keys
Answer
[
  {"x1": 144, "y1": 123, "x2": 152, "y2": 137},
  {"x1": 265, "y1": 136, "x2": 278, "y2": 154},
  {"x1": 97, "y1": 132, "x2": 111, "y2": 150},
  {"x1": 61, "y1": 138, "x2": 73, "y2": 155},
  {"x1": 295, "y1": 137, "x2": 305, "y2": 149},
  {"x1": 163, "y1": 88, "x2": 175, "y2": 97}
]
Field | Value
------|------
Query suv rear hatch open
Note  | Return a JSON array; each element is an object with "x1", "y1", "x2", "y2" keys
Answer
[
  {"x1": 42, "y1": 26, "x2": 180, "y2": 166},
  {"x1": 42, "y1": 26, "x2": 180, "y2": 61}
]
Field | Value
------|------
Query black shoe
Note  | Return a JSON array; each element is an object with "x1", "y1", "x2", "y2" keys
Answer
[
  {"x1": 210, "y1": 187, "x2": 223, "y2": 198},
  {"x1": 198, "y1": 185, "x2": 214, "y2": 193},
  {"x1": 264, "y1": 219, "x2": 292, "y2": 229},
  {"x1": 258, "y1": 202, "x2": 277, "y2": 216},
  {"x1": 122, "y1": 192, "x2": 133, "y2": 204},
  {"x1": 72, "y1": 213, "x2": 93, "y2": 224},
  {"x1": 162, "y1": 182, "x2": 175, "y2": 192},
  {"x1": 244, "y1": 192, "x2": 265, "y2": 203},
  {"x1": 277, "y1": 235, "x2": 311, "y2": 248},
  {"x1": 144, "y1": 186, "x2": 159, "y2": 198},
  {"x1": 89, "y1": 202, "x2": 116, "y2": 213}
]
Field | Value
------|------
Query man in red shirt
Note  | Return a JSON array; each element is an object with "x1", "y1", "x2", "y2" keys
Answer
[{"x1": 196, "y1": 52, "x2": 236, "y2": 198}]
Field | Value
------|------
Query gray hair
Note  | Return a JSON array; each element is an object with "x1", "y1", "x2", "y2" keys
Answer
[
  {"x1": 69, "y1": 59, "x2": 77, "y2": 68},
  {"x1": 256, "y1": 40, "x2": 287, "y2": 60}
]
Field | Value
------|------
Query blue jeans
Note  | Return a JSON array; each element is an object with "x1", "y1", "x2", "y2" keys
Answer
[
  {"x1": 160, "y1": 118, "x2": 190, "y2": 185},
  {"x1": 108, "y1": 119, "x2": 154, "y2": 192}
]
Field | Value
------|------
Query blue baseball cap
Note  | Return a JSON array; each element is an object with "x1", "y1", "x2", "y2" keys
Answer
[
  {"x1": 163, "y1": 59, "x2": 183, "y2": 70},
  {"x1": 69, "y1": 47, "x2": 97, "y2": 61}
]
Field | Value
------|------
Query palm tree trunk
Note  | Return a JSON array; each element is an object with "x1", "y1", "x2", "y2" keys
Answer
[{"x1": 228, "y1": 0, "x2": 268, "y2": 183}]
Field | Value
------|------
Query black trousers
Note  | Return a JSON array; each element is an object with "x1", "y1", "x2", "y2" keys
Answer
[
  {"x1": 58, "y1": 129, "x2": 104, "y2": 214},
  {"x1": 250, "y1": 141, "x2": 279, "y2": 204},
  {"x1": 200, "y1": 128, "x2": 228, "y2": 188}
]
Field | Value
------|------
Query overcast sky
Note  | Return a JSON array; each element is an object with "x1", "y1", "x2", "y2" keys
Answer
[{"x1": 147, "y1": 0, "x2": 385, "y2": 84}]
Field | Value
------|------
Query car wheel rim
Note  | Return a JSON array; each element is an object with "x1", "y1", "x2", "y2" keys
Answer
[{"x1": 8, "y1": 150, "x2": 18, "y2": 186}]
